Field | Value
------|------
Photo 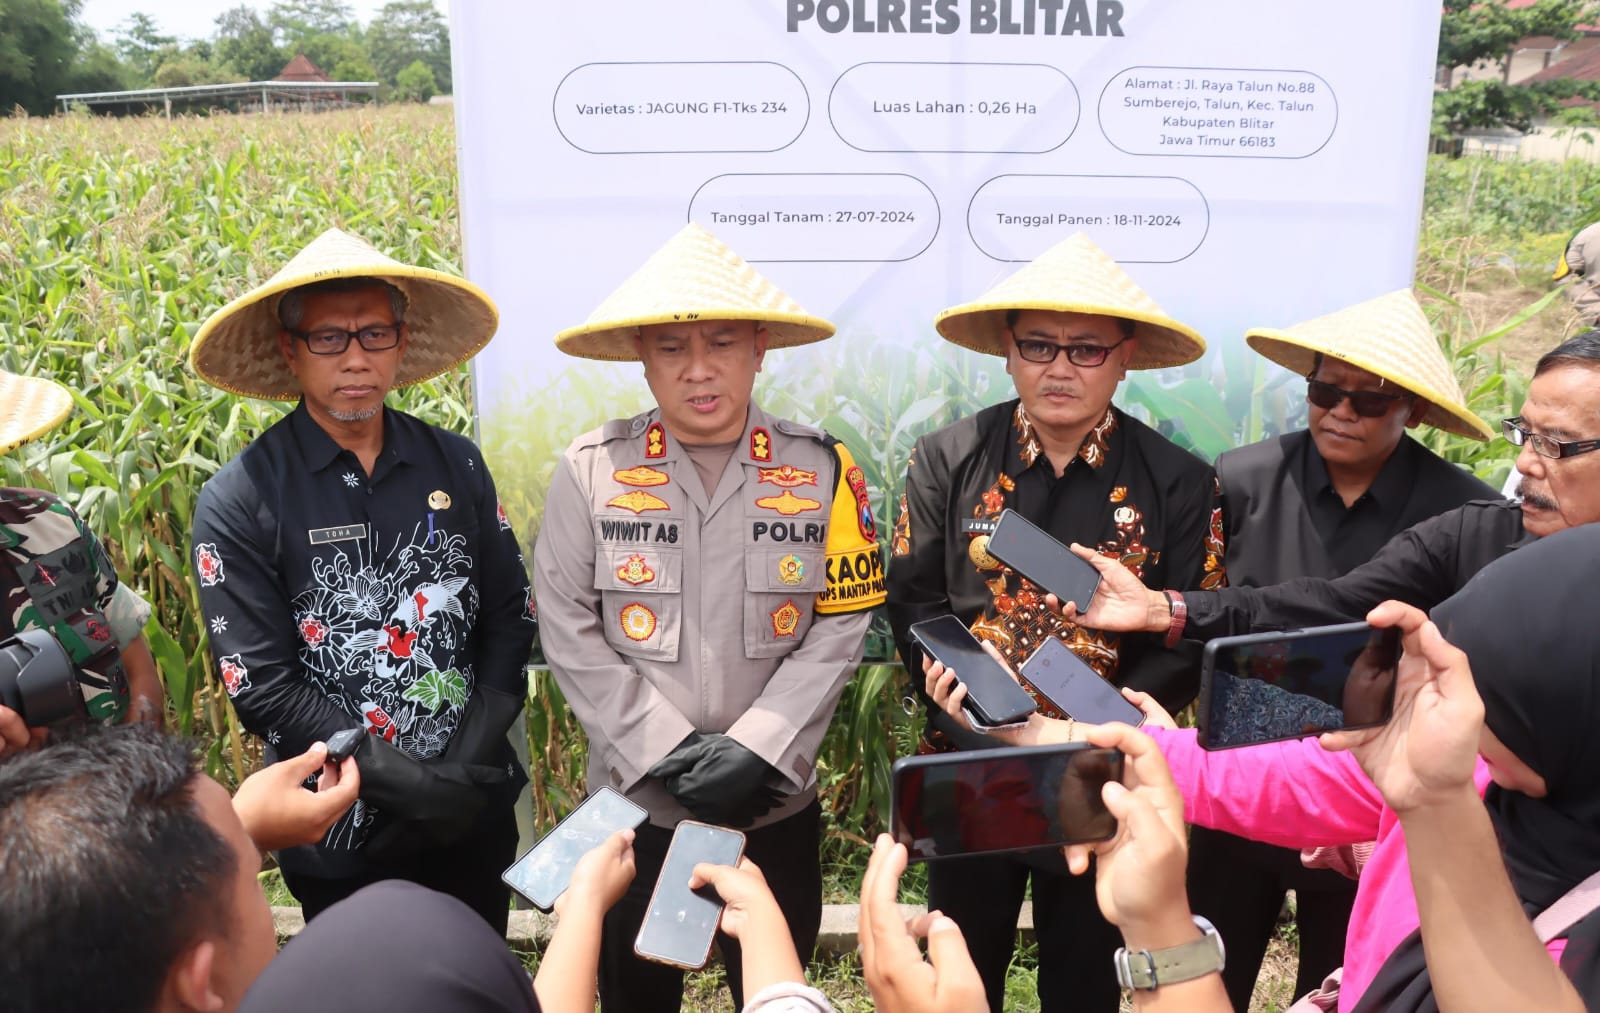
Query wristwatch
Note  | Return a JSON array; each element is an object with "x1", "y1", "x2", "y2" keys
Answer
[
  {"x1": 1114, "y1": 915, "x2": 1226, "y2": 990},
  {"x1": 1162, "y1": 590, "x2": 1187, "y2": 649}
]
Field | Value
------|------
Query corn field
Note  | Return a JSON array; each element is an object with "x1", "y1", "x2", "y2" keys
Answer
[{"x1": 0, "y1": 102, "x2": 1580, "y2": 867}]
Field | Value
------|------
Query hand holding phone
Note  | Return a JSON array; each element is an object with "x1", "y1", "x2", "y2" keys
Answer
[
  {"x1": 910, "y1": 615, "x2": 1037, "y2": 728},
  {"x1": 502, "y1": 786, "x2": 648, "y2": 911},
  {"x1": 987, "y1": 510, "x2": 1102, "y2": 611},
  {"x1": 1020, "y1": 638, "x2": 1144, "y2": 727},
  {"x1": 635, "y1": 821, "x2": 747, "y2": 969}
]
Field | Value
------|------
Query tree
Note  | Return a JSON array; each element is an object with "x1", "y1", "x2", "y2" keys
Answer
[
  {"x1": 152, "y1": 53, "x2": 239, "y2": 89},
  {"x1": 0, "y1": 0, "x2": 85, "y2": 113},
  {"x1": 267, "y1": 0, "x2": 354, "y2": 45},
  {"x1": 214, "y1": 5, "x2": 285, "y2": 81},
  {"x1": 393, "y1": 58, "x2": 435, "y2": 102},
  {"x1": 366, "y1": 0, "x2": 449, "y2": 90},
  {"x1": 113, "y1": 11, "x2": 175, "y2": 83},
  {"x1": 1436, "y1": 0, "x2": 1600, "y2": 137}
]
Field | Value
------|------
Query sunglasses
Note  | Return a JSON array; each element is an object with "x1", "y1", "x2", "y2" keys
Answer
[{"x1": 1305, "y1": 376, "x2": 1411, "y2": 418}]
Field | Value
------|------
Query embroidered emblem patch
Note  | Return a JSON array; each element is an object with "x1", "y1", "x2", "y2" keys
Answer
[
  {"x1": 750, "y1": 427, "x2": 772, "y2": 462},
  {"x1": 845, "y1": 465, "x2": 876, "y2": 540},
  {"x1": 606, "y1": 490, "x2": 670, "y2": 514},
  {"x1": 770, "y1": 600, "x2": 803, "y2": 637},
  {"x1": 778, "y1": 553, "x2": 805, "y2": 586},
  {"x1": 755, "y1": 490, "x2": 823, "y2": 516},
  {"x1": 645, "y1": 423, "x2": 666, "y2": 459},
  {"x1": 619, "y1": 602, "x2": 658, "y2": 641},
  {"x1": 616, "y1": 554, "x2": 656, "y2": 586},
  {"x1": 194, "y1": 543, "x2": 225, "y2": 586},
  {"x1": 428, "y1": 490, "x2": 452, "y2": 510},
  {"x1": 614, "y1": 466, "x2": 670, "y2": 488},
  {"x1": 758, "y1": 464, "x2": 817, "y2": 488}
]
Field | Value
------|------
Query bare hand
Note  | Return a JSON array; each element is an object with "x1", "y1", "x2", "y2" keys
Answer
[
  {"x1": 1050, "y1": 544, "x2": 1165, "y2": 634},
  {"x1": 859, "y1": 834, "x2": 988, "y2": 1013},
  {"x1": 0, "y1": 705, "x2": 47, "y2": 761},
  {"x1": 558, "y1": 828, "x2": 637, "y2": 917},
  {"x1": 921, "y1": 649, "x2": 1066, "y2": 747},
  {"x1": 232, "y1": 741, "x2": 361, "y2": 852},
  {"x1": 1320, "y1": 601, "x2": 1484, "y2": 813},
  {"x1": 689, "y1": 858, "x2": 786, "y2": 942},
  {"x1": 1119, "y1": 688, "x2": 1178, "y2": 730}
]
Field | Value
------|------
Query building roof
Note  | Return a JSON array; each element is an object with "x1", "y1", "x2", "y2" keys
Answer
[
  {"x1": 276, "y1": 55, "x2": 330, "y2": 83},
  {"x1": 1525, "y1": 43, "x2": 1600, "y2": 83}
]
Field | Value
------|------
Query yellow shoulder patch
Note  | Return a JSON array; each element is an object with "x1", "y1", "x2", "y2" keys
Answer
[{"x1": 818, "y1": 442, "x2": 886, "y2": 614}]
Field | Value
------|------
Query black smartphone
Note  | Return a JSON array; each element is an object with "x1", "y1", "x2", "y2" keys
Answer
[
  {"x1": 909, "y1": 615, "x2": 1038, "y2": 728},
  {"x1": 986, "y1": 509, "x2": 1102, "y2": 610},
  {"x1": 501, "y1": 787, "x2": 648, "y2": 911},
  {"x1": 890, "y1": 743, "x2": 1124, "y2": 861},
  {"x1": 324, "y1": 727, "x2": 365, "y2": 763},
  {"x1": 1020, "y1": 638, "x2": 1145, "y2": 727},
  {"x1": 1197, "y1": 622, "x2": 1403, "y2": 750},
  {"x1": 634, "y1": 821, "x2": 747, "y2": 970}
]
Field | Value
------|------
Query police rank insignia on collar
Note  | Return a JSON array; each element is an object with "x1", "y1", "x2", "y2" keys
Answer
[
  {"x1": 750, "y1": 427, "x2": 772, "y2": 462},
  {"x1": 645, "y1": 422, "x2": 666, "y2": 459},
  {"x1": 770, "y1": 600, "x2": 803, "y2": 637}
]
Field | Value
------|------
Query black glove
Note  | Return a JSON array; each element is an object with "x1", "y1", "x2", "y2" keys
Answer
[
  {"x1": 646, "y1": 734, "x2": 785, "y2": 827},
  {"x1": 352, "y1": 732, "x2": 505, "y2": 830},
  {"x1": 440, "y1": 683, "x2": 524, "y2": 766}
]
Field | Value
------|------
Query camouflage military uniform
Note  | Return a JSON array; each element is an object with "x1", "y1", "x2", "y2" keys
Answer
[{"x1": 0, "y1": 488, "x2": 151, "y2": 722}]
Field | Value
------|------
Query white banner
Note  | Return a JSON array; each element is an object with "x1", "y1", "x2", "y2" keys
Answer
[{"x1": 451, "y1": 0, "x2": 1443, "y2": 545}]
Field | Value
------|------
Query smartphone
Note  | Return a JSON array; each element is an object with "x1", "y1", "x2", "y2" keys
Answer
[
  {"x1": 1020, "y1": 638, "x2": 1145, "y2": 727},
  {"x1": 909, "y1": 615, "x2": 1038, "y2": 728},
  {"x1": 890, "y1": 743, "x2": 1124, "y2": 861},
  {"x1": 1197, "y1": 622, "x2": 1403, "y2": 750},
  {"x1": 501, "y1": 786, "x2": 648, "y2": 911},
  {"x1": 324, "y1": 727, "x2": 365, "y2": 763},
  {"x1": 986, "y1": 509, "x2": 1102, "y2": 610},
  {"x1": 634, "y1": 821, "x2": 747, "y2": 970}
]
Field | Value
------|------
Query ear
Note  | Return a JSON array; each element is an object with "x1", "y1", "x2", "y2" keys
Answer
[
  {"x1": 167, "y1": 940, "x2": 225, "y2": 1011},
  {"x1": 1117, "y1": 337, "x2": 1139, "y2": 379},
  {"x1": 277, "y1": 330, "x2": 296, "y2": 367},
  {"x1": 753, "y1": 325, "x2": 770, "y2": 372},
  {"x1": 1405, "y1": 398, "x2": 1430, "y2": 429}
]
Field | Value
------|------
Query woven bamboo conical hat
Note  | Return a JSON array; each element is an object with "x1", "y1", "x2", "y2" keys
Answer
[
  {"x1": 554, "y1": 224, "x2": 835, "y2": 360},
  {"x1": 190, "y1": 228, "x2": 499, "y2": 400},
  {"x1": 1246, "y1": 289, "x2": 1492, "y2": 441},
  {"x1": 935, "y1": 233, "x2": 1205, "y2": 369},
  {"x1": 0, "y1": 369, "x2": 72, "y2": 454}
]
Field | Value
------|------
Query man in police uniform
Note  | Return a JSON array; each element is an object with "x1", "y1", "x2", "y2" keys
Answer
[
  {"x1": 534, "y1": 224, "x2": 883, "y2": 1012},
  {"x1": 887, "y1": 233, "x2": 1225, "y2": 1012}
]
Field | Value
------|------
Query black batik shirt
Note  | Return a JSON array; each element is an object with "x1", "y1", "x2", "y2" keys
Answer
[
  {"x1": 887, "y1": 401, "x2": 1227, "y2": 749},
  {"x1": 192, "y1": 403, "x2": 535, "y2": 861}
]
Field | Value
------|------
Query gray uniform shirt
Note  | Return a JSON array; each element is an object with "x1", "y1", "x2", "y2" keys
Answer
[{"x1": 534, "y1": 402, "x2": 883, "y2": 828}]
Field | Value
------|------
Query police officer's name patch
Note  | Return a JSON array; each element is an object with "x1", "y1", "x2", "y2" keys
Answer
[{"x1": 308, "y1": 524, "x2": 368, "y2": 545}]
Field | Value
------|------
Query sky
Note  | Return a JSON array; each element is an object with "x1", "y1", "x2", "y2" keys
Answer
[{"x1": 77, "y1": 0, "x2": 448, "y2": 43}]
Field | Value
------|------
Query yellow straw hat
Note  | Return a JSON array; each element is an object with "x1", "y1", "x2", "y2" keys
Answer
[
  {"x1": 190, "y1": 228, "x2": 499, "y2": 400},
  {"x1": 0, "y1": 369, "x2": 73, "y2": 454},
  {"x1": 555, "y1": 223, "x2": 835, "y2": 361},
  {"x1": 935, "y1": 232, "x2": 1206, "y2": 369},
  {"x1": 1246, "y1": 289, "x2": 1493, "y2": 442}
]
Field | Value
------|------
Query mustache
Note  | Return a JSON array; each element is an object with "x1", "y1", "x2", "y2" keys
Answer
[
  {"x1": 1516, "y1": 481, "x2": 1559, "y2": 512},
  {"x1": 1037, "y1": 385, "x2": 1078, "y2": 397}
]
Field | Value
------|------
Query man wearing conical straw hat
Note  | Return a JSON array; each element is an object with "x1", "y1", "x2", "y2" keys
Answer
[
  {"x1": 534, "y1": 223, "x2": 884, "y2": 1011},
  {"x1": 188, "y1": 229, "x2": 537, "y2": 930},
  {"x1": 885, "y1": 232, "x2": 1227, "y2": 1012},
  {"x1": 1182, "y1": 289, "x2": 1496, "y2": 1010},
  {"x1": 0, "y1": 368, "x2": 164, "y2": 750}
]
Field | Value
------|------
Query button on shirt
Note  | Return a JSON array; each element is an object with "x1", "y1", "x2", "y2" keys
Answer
[{"x1": 192, "y1": 404, "x2": 535, "y2": 866}]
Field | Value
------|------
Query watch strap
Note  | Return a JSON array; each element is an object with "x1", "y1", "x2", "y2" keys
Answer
[
  {"x1": 1115, "y1": 915, "x2": 1226, "y2": 990},
  {"x1": 1162, "y1": 590, "x2": 1187, "y2": 649}
]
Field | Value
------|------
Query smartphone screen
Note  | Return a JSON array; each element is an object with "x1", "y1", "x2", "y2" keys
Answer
[
  {"x1": 501, "y1": 787, "x2": 648, "y2": 911},
  {"x1": 634, "y1": 821, "x2": 746, "y2": 970},
  {"x1": 986, "y1": 509, "x2": 1102, "y2": 610},
  {"x1": 1198, "y1": 622, "x2": 1402, "y2": 750},
  {"x1": 1021, "y1": 638, "x2": 1145, "y2": 726},
  {"x1": 891, "y1": 744, "x2": 1123, "y2": 861},
  {"x1": 909, "y1": 615, "x2": 1038, "y2": 727}
]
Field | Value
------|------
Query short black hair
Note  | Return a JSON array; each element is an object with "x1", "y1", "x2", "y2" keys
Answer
[
  {"x1": 0, "y1": 725, "x2": 236, "y2": 1012},
  {"x1": 277, "y1": 276, "x2": 407, "y2": 330},
  {"x1": 1535, "y1": 330, "x2": 1600, "y2": 377},
  {"x1": 1004, "y1": 308, "x2": 1136, "y2": 340}
]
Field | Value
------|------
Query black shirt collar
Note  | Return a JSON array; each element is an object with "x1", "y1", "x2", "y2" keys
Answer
[
  {"x1": 287, "y1": 401, "x2": 409, "y2": 476},
  {"x1": 1303, "y1": 432, "x2": 1418, "y2": 511}
]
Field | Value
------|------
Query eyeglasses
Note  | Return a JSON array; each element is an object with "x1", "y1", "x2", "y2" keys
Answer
[
  {"x1": 291, "y1": 324, "x2": 402, "y2": 356},
  {"x1": 1305, "y1": 376, "x2": 1411, "y2": 418},
  {"x1": 1502, "y1": 417, "x2": 1600, "y2": 460},
  {"x1": 1013, "y1": 336, "x2": 1129, "y2": 367}
]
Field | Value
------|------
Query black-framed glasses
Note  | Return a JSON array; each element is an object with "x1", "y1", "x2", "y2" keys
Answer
[
  {"x1": 291, "y1": 324, "x2": 402, "y2": 356},
  {"x1": 1502, "y1": 417, "x2": 1600, "y2": 460},
  {"x1": 1305, "y1": 376, "x2": 1411, "y2": 418},
  {"x1": 1013, "y1": 336, "x2": 1129, "y2": 367}
]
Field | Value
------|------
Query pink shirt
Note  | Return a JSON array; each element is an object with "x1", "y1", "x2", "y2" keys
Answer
[{"x1": 1148, "y1": 728, "x2": 1565, "y2": 1011}]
